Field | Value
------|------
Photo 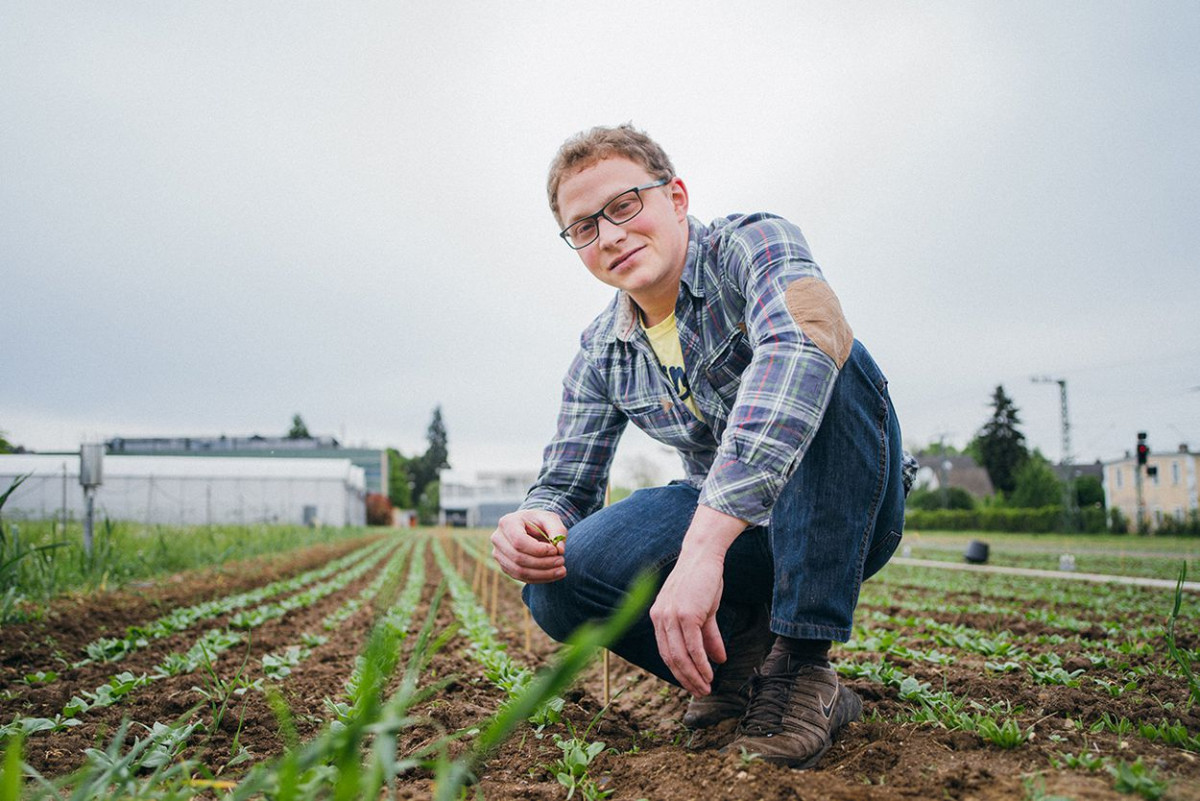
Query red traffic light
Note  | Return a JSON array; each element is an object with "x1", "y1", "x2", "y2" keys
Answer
[{"x1": 1137, "y1": 442, "x2": 1149, "y2": 466}]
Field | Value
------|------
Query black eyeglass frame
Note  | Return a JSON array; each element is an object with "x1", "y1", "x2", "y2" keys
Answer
[{"x1": 558, "y1": 178, "x2": 671, "y2": 249}]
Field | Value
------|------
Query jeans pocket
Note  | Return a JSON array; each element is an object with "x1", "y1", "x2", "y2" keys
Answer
[{"x1": 863, "y1": 529, "x2": 902, "y2": 581}]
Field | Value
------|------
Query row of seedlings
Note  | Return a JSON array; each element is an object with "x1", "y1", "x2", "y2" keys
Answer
[
  {"x1": 1, "y1": 540, "x2": 399, "y2": 741},
  {"x1": 430, "y1": 539, "x2": 565, "y2": 727},
  {"x1": 261, "y1": 538, "x2": 417, "y2": 683}
]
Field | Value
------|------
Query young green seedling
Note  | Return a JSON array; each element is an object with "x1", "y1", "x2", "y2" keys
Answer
[{"x1": 527, "y1": 522, "x2": 565, "y2": 546}]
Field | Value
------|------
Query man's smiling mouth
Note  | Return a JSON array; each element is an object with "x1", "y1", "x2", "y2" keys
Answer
[{"x1": 610, "y1": 246, "x2": 644, "y2": 271}]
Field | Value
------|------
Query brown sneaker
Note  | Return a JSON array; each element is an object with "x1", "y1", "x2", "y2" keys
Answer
[
  {"x1": 682, "y1": 603, "x2": 772, "y2": 729},
  {"x1": 725, "y1": 660, "x2": 862, "y2": 768}
]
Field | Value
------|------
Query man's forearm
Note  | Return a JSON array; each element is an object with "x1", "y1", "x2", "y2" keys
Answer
[{"x1": 678, "y1": 503, "x2": 749, "y2": 563}]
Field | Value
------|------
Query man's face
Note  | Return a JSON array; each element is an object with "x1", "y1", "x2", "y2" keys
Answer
[{"x1": 555, "y1": 157, "x2": 689, "y2": 304}]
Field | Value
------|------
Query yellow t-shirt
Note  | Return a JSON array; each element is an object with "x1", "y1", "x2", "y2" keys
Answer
[{"x1": 642, "y1": 312, "x2": 704, "y2": 421}]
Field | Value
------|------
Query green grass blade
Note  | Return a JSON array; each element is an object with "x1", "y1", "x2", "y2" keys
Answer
[
  {"x1": 435, "y1": 570, "x2": 656, "y2": 801},
  {"x1": 1, "y1": 734, "x2": 23, "y2": 801}
]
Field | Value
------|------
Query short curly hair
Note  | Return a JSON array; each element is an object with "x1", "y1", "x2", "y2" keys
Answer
[{"x1": 546, "y1": 123, "x2": 676, "y2": 224}]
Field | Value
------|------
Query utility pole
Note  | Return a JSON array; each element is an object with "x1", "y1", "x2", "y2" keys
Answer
[
  {"x1": 79, "y1": 444, "x2": 103, "y2": 558},
  {"x1": 1032, "y1": 376, "x2": 1077, "y2": 529},
  {"x1": 61, "y1": 462, "x2": 68, "y2": 534}
]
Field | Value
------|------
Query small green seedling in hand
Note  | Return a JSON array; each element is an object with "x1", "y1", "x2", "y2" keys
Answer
[{"x1": 527, "y1": 522, "x2": 565, "y2": 547}]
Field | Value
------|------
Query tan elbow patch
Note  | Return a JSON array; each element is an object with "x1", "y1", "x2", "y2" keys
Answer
[{"x1": 784, "y1": 277, "x2": 853, "y2": 368}]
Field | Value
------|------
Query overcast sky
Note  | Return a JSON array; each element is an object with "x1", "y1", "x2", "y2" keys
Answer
[{"x1": 3, "y1": 2, "x2": 1198, "y2": 486}]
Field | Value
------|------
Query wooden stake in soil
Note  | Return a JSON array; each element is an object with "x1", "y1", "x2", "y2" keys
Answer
[
  {"x1": 524, "y1": 606, "x2": 533, "y2": 653},
  {"x1": 489, "y1": 561, "x2": 500, "y2": 624},
  {"x1": 602, "y1": 650, "x2": 611, "y2": 705},
  {"x1": 472, "y1": 551, "x2": 484, "y2": 596},
  {"x1": 602, "y1": 482, "x2": 612, "y2": 706}
]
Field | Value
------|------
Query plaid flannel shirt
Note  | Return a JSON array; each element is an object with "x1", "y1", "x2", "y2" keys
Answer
[{"x1": 521, "y1": 213, "x2": 914, "y2": 528}]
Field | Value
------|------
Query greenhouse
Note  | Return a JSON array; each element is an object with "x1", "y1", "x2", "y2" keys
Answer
[{"x1": 0, "y1": 453, "x2": 366, "y2": 527}]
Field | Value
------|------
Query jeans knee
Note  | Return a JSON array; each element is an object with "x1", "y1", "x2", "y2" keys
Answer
[{"x1": 522, "y1": 581, "x2": 580, "y2": 644}]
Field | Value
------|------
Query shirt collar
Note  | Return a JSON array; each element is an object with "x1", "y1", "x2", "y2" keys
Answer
[{"x1": 679, "y1": 216, "x2": 708, "y2": 301}]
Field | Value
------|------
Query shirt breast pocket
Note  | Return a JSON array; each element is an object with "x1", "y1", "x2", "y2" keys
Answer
[
  {"x1": 622, "y1": 400, "x2": 672, "y2": 431},
  {"x1": 620, "y1": 399, "x2": 695, "y2": 449},
  {"x1": 703, "y1": 328, "x2": 753, "y2": 407}
]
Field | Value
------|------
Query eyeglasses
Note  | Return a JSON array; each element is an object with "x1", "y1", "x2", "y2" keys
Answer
[{"x1": 558, "y1": 178, "x2": 670, "y2": 249}]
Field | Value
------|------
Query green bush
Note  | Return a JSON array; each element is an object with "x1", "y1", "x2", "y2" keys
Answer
[
  {"x1": 1157, "y1": 510, "x2": 1200, "y2": 536},
  {"x1": 905, "y1": 505, "x2": 1108, "y2": 534},
  {"x1": 907, "y1": 486, "x2": 976, "y2": 511}
]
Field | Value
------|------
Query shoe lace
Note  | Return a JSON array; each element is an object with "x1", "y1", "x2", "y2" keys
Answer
[{"x1": 739, "y1": 671, "x2": 796, "y2": 736}]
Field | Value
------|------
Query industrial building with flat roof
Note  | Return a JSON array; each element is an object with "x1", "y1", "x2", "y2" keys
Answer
[{"x1": 106, "y1": 435, "x2": 388, "y2": 496}]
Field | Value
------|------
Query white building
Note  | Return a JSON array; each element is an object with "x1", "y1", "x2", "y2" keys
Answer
[
  {"x1": 0, "y1": 453, "x2": 366, "y2": 527},
  {"x1": 1103, "y1": 445, "x2": 1199, "y2": 530},
  {"x1": 439, "y1": 469, "x2": 539, "y2": 528}
]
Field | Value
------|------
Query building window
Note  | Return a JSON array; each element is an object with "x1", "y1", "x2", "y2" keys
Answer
[
  {"x1": 1173, "y1": 461, "x2": 1181, "y2": 485},
  {"x1": 1115, "y1": 468, "x2": 1123, "y2": 488}
]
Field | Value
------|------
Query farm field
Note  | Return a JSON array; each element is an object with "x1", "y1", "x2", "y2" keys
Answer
[
  {"x1": 896, "y1": 530, "x2": 1200, "y2": 582},
  {"x1": 1, "y1": 527, "x2": 1198, "y2": 800}
]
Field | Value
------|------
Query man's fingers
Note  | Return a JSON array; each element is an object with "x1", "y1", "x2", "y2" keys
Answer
[
  {"x1": 656, "y1": 618, "x2": 711, "y2": 697},
  {"x1": 495, "y1": 523, "x2": 558, "y2": 559},
  {"x1": 683, "y1": 621, "x2": 714, "y2": 688},
  {"x1": 701, "y1": 616, "x2": 726, "y2": 665},
  {"x1": 491, "y1": 515, "x2": 566, "y2": 583},
  {"x1": 525, "y1": 516, "x2": 568, "y2": 548},
  {"x1": 492, "y1": 550, "x2": 565, "y2": 584}
]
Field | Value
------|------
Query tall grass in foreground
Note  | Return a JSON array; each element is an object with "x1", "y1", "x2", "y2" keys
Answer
[
  {"x1": 0, "y1": 571, "x2": 655, "y2": 801},
  {"x1": 1166, "y1": 563, "x2": 1200, "y2": 708},
  {"x1": 0, "y1": 476, "x2": 380, "y2": 625}
]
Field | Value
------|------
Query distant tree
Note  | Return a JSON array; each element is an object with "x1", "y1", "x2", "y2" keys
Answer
[
  {"x1": 1009, "y1": 453, "x2": 1063, "y2": 508},
  {"x1": 417, "y1": 481, "x2": 440, "y2": 525},
  {"x1": 411, "y1": 406, "x2": 450, "y2": 509},
  {"x1": 976, "y1": 385, "x2": 1028, "y2": 495},
  {"x1": 962, "y1": 437, "x2": 984, "y2": 465},
  {"x1": 1075, "y1": 475, "x2": 1105, "y2": 509},
  {"x1": 917, "y1": 440, "x2": 962, "y2": 458},
  {"x1": 287, "y1": 414, "x2": 311, "y2": 439},
  {"x1": 365, "y1": 493, "x2": 394, "y2": 526},
  {"x1": 907, "y1": 485, "x2": 976, "y2": 511},
  {"x1": 387, "y1": 448, "x2": 414, "y2": 508},
  {"x1": 424, "y1": 406, "x2": 449, "y2": 476},
  {"x1": 0, "y1": 429, "x2": 18, "y2": 454}
]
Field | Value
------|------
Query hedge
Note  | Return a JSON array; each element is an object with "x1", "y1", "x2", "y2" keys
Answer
[{"x1": 904, "y1": 505, "x2": 1108, "y2": 533}]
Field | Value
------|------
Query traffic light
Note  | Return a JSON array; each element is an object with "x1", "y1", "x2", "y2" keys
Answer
[{"x1": 1136, "y1": 431, "x2": 1149, "y2": 466}]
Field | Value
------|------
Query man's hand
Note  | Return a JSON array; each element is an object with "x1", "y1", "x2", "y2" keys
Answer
[
  {"x1": 649, "y1": 504, "x2": 748, "y2": 696},
  {"x1": 491, "y1": 509, "x2": 568, "y2": 584},
  {"x1": 650, "y1": 549, "x2": 726, "y2": 697}
]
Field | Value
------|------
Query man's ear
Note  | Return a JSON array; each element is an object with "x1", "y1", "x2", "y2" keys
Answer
[{"x1": 670, "y1": 177, "x2": 689, "y2": 220}]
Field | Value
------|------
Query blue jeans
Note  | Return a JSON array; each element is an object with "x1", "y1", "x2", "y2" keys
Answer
[{"x1": 523, "y1": 341, "x2": 906, "y2": 686}]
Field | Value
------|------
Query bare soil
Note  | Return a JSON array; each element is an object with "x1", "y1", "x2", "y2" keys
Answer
[{"x1": 3, "y1": 532, "x2": 1198, "y2": 801}]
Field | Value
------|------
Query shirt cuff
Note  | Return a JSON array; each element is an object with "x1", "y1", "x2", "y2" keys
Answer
[
  {"x1": 518, "y1": 493, "x2": 582, "y2": 529},
  {"x1": 697, "y1": 458, "x2": 786, "y2": 528}
]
